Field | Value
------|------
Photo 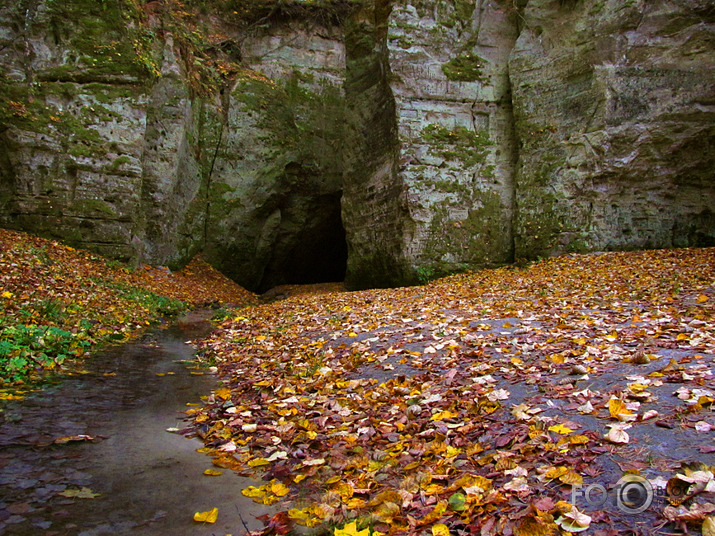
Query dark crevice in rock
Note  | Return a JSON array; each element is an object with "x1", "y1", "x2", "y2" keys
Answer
[{"x1": 257, "y1": 191, "x2": 348, "y2": 293}]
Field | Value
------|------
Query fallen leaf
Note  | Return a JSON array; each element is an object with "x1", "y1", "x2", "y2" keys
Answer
[
  {"x1": 703, "y1": 516, "x2": 715, "y2": 536},
  {"x1": 334, "y1": 520, "x2": 370, "y2": 536},
  {"x1": 59, "y1": 487, "x2": 100, "y2": 499},
  {"x1": 271, "y1": 481, "x2": 290, "y2": 497},
  {"x1": 53, "y1": 435, "x2": 94, "y2": 444},
  {"x1": 193, "y1": 507, "x2": 218, "y2": 523},
  {"x1": 548, "y1": 424, "x2": 573, "y2": 435},
  {"x1": 604, "y1": 423, "x2": 630, "y2": 444},
  {"x1": 432, "y1": 524, "x2": 450, "y2": 536},
  {"x1": 608, "y1": 398, "x2": 635, "y2": 421},
  {"x1": 555, "y1": 505, "x2": 591, "y2": 532},
  {"x1": 695, "y1": 421, "x2": 713, "y2": 433}
]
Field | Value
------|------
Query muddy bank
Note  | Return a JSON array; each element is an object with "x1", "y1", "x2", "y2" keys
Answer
[{"x1": 0, "y1": 310, "x2": 274, "y2": 535}]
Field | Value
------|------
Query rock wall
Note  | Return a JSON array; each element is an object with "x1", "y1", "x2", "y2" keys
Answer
[
  {"x1": 341, "y1": 0, "x2": 413, "y2": 288},
  {"x1": 1, "y1": 0, "x2": 713, "y2": 291},
  {"x1": 510, "y1": 0, "x2": 715, "y2": 258},
  {"x1": 388, "y1": 0, "x2": 519, "y2": 278},
  {"x1": 0, "y1": 0, "x2": 153, "y2": 261},
  {"x1": 0, "y1": 0, "x2": 353, "y2": 291}
]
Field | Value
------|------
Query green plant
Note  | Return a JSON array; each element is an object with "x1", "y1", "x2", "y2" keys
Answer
[
  {"x1": 121, "y1": 289, "x2": 187, "y2": 316},
  {"x1": 35, "y1": 299, "x2": 67, "y2": 322},
  {"x1": 0, "y1": 324, "x2": 90, "y2": 381},
  {"x1": 441, "y1": 53, "x2": 486, "y2": 82},
  {"x1": 415, "y1": 265, "x2": 438, "y2": 284},
  {"x1": 211, "y1": 307, "x2": 233, "y2": 322},
  {"x1": 29, "y1": 246, "x2": 53, "y2": 266}
]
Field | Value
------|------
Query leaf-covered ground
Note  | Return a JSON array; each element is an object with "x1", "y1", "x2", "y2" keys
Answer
[
  {"x1": 0, "y1": 228, "x2": 255, "y2": 385},
  {"x1": 189, "y1": 248, "x2": 715, "y2": 536}
]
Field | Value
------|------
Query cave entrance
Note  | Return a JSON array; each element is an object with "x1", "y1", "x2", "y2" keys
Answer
[{"x1": 257, "y1": 192, "x2": 348, "y2": 293}]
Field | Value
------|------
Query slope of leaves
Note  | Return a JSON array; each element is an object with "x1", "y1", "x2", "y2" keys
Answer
[
  {"x1": 0, "y1": 228, "x2": 255, "y2": 384},
  {"x1": 189, "y1": 248, "x2": 715, "y2": 535}
]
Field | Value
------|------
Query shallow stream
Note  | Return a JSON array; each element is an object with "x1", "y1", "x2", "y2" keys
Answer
[{"x1": 0, "y1": 310, "x2": 273, "y2": 535}]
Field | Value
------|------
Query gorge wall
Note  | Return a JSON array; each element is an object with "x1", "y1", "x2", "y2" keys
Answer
[{"x1": 0, "y1": 0, "x2": 713, "y2": 291}]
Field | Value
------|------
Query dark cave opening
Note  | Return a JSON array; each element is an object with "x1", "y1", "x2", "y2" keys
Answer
[{"x1": 257, "y1": 192, "x2": 348, "y2": 293}]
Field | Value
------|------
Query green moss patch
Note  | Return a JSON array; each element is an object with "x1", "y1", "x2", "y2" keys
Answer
[
  {"x1": 441, "y1": 53, "x2": 486, "y2": 82},
  {"x1": 420, "y1": 123, "x2": 492, "y2": 167}
]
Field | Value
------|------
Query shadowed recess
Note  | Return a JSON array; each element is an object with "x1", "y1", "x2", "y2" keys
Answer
[{"x1": 257, "y1": 192, "x2": 348, "y2": 293}]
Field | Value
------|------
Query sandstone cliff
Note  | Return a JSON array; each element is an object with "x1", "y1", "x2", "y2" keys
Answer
[{"x1": 1, "y1": 0, "x2": 712, "y2": 290}]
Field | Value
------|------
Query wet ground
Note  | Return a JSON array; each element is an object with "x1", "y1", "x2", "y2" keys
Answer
[{"x1": 0, "y1": 310, "x2": 275, "y2": 536}]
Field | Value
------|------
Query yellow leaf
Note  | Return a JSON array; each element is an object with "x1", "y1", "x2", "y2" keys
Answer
[
  {"x1": 544, "y1": 466, "x2": 569, "y2": 480},
  {"x1": 333, "y1": 481, "x2": 354, "y2": 500},
  {"x1": 628, "y1": 383, "x2": 649, "y2": 394},
  {"x1": 420, "y1": 501, "x2": 448, "y2": 524},
  {"x1": 696, "y1": 294, "x2": 709, "y2": 303},
  {"x1": 446, "y1": 445, "x2": 461, "y2": 457},
  {"x1": 248, "y1": 458, "x2": 270, "y2": 467},
  {"x1": 1, "y1": 291, "x2": 13, "y2": 299},
  {"x1": 193, "y1": 507, "x2": 218, "y2": 523},
  {"x1": 568, "y1": 435, "x2": 589, "y2": 445},
  {"x1": 702, "y1": 517, "x2": 715, "y2": 536},
  {"x1": 559, "y1": 470, "x2": 583, "y2": 486},
  {"x1": 288, "y1": 507, "x2": 310, "y2": 521},
  {"x1": 431, "y1": 410, "x2": 458, "y2": 421},
  {"x1": 59, "y1": 487, "x2": 100, "y2": 499},
  {"x1": 676, "y1": 333, "x2": 688, "y2": 341},
  {"x1": 348, "y1": 332, "x2": 358, "y2": 337},
  {"x1": 294, "y1": 474, "x2": 307, "y2": 483},
  {"x1": 374, "y1": 500, "x2": 400, "y2": 523},
  {"x1": 203, "y1": 469, "x2": 223, "y2": 476},
  {"x1": 0, "y1": 392, "x2": 24, "y2": 401},
  {"x1": 423, "y1": 483, "x2": 445, "y2": 495},
  {"x1": 346, "y1": 498, "x2": 366, "y2": 509},
  {"x1": 432, "y1": 524, "x2": 451, "y2": 536},
  {"x1": 271, "y1": 481, "x2": 290, "y2": 497},
  {"x1": 607, "y1": 398, "x2": 633, "y2": 420},
  {"x1": 214, "y1": 387, "x2": 231, "y2": 400},
  {"x1": 334, "y1": 520, "x2": 370, "y2": 536},
  {"x1": 548, "y1": 424, "x2": 573, "y2": 435},
  {"x1": 241, "y1": 486, "x2": 265, "y2": 498}
]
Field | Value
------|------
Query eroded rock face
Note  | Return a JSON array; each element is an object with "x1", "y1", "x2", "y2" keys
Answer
[
  {"x1": 1, "y1": 0, "x2": 713, "y2": 291},
  {"x1": 388, "y1": 0, "x2": 519, "y2": 278},
  {"x1": 509, "y1": 0, "x2": 715, "y2": 257},
  {"x1": 0, "y1": 0, "x2": 152, "y2": 262}
]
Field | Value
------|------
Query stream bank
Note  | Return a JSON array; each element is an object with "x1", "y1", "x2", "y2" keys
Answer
[{"x1": 0, "y1": 310, "x2": 274, "y2": 535}]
